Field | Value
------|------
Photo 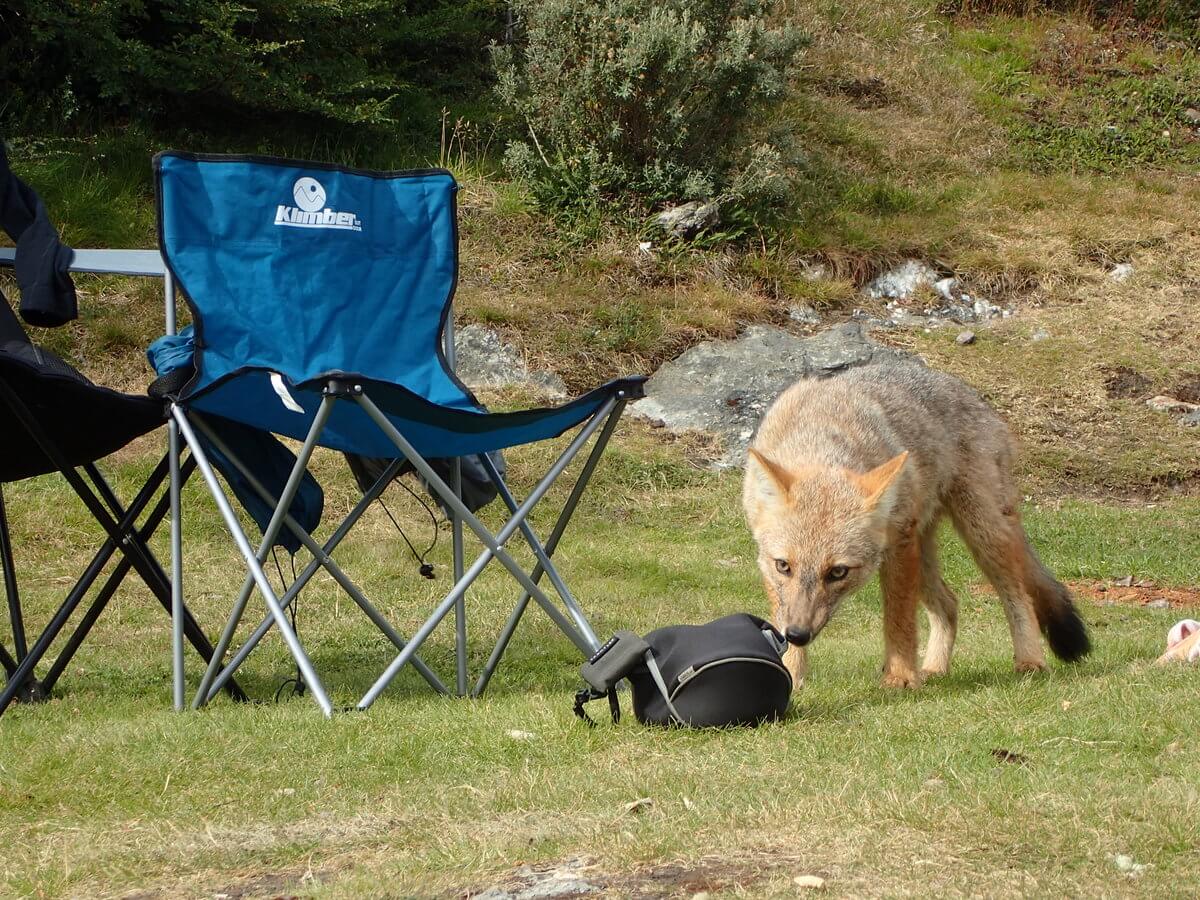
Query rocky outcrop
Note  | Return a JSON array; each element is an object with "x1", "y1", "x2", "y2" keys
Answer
[{"x1": 632, "y1": 323, "x2": 915, "y2": 467}]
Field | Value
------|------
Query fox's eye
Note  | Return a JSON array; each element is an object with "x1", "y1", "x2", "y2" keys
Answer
[
  {"x1": 774, "y1": 558, "x2": 791, "y2": 576},
  {"x1": 826, "y1": 565, "x2": 849, "y2": 581}
]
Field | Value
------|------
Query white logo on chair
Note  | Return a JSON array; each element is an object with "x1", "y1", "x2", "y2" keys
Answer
[
  {"x1": 274, "y1": 177, "x2": 362, "y2": 232},
  {"x1": 293, "y1": 177, "x2": 326, "y2": 211}
]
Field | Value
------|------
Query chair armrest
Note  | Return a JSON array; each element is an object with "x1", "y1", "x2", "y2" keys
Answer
[{"x1": 0, "y1": 247, "x2": 165, "y2": 278}]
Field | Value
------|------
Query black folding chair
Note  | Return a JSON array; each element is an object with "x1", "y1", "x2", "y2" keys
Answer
[{"x1": 0, "y1": 252, "x2": 244, "y2": 716}]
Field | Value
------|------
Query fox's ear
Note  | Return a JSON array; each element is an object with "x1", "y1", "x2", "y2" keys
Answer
[
  {"x1": 747, "y1": 448, "x2": 794, "y2": 503},
  {"x1": 856, "y1": 451, "x2": 909, "y2": 513}
]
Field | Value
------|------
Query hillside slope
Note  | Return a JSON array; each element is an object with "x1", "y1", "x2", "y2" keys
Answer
[{"x1": 3, "y1": 1, "x2": 1198, "y2": 496}]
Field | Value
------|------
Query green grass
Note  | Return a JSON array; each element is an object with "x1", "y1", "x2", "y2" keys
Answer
[
  {"x1": 1, "y1": 429, "x2": 1198, "y2": 898},
  {"x1": 4, "y1": 10, "x2": 1200, "y2": 892}
]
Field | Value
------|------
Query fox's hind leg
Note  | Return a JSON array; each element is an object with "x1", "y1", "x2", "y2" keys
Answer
[
  {"x1": 948, "y1": 478, "x2": 1047, "y2": 673},
  {"x1": 919, "y1": 526, "x2": 959, "y2": 677}
]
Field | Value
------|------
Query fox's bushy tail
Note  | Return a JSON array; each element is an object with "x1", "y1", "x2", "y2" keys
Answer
[{"x1": 1023, "y1": 541, "x2": 1090, "y2": 661}]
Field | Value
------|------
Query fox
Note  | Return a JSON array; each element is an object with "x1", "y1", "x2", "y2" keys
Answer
[{"x1": 741, "y1": 360, "x2": 1090, "y2": 689}]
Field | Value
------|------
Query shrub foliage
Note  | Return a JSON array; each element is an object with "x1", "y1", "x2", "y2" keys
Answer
[{"x1": 492, "y1": 0, "x2": 806, "y2": 214}]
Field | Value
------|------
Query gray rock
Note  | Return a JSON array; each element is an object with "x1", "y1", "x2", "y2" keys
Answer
[
  {"x1": 956, "y1": 330, "x2": 976, "y2": 345},
  {"x1": 788, "y1": 304, "x2": 821, "y2": 326},
  {"x1": 1146, "y1": 598, "x2": 1172, "y2": 610},
  {"x1": 653, "y1": 201, "x2": 719, "y2": 239},
  {"x1": 1031, "y1": 329, "x2": 1050, "y2": 342},
  {"x1": 887, "y1": 308, "x2": 928, "y2": 328},
  {"x1": 1109, "y1": 263, "x2": 1135, "y2": 282},
  {"x1": 934, "y1": 277, "x2": 960, "y2": 301},
  {"x1": 1180, "y1": 410, "x2": 1200, "y2": 428},
  {"x1": 865, "y1": 260, "x2": 941, "y2": 300},
  {"x1": 632, "y1": 323, "x2": 916, "y2": 468},
  {"x1": 454, "y1": 324, "x2": 567, "y2": 398},
  {"x1": 489, "y1": 858, "x2": 601, "y2": 900},
  {"x1": 1183, "y1": 108, "x2": 1200, "y2": 125},
  {"x1": 1147, "y1": 395, "x2": 1198, "y2": 414}
]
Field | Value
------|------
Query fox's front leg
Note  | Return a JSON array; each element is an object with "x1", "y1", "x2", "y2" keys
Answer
[
  {"x1": 879, "y1": 535, "x2": 922, "y2": 689},
  {"x1": 763, "y1": 574, "x2": 807, "y2": 686}
]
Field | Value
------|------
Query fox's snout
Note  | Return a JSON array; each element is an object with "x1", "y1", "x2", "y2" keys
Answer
[{"x1": 784, "y1": 626, "x2": 812, "y2": 647}]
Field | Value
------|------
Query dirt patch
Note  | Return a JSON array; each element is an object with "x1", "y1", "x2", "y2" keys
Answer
[
  {"x1": 124, "y1": 869, "x2": 328, "y2": 900},
  {"x1": 830, "y1": 76, "x2": 892, "y2": 109},
  {"x1": 1101, "y1": 365, "x2": 1151, "y2": 399},
  {"x1": 1069, "y1": 579, "x2": 1200, "y2": 609},
  {"x1": 971, "y1": 579, "x2": 1200, "y2": 609},
  {"x1": 458, "y1": 855, "x2": 774, "y2": 899},
  {"x1": 1168, "y1": 374, "x2": 1200, "y2": 405},
  {"x1": 617, "y1": 858, "x2": 768, "y2": 897}
]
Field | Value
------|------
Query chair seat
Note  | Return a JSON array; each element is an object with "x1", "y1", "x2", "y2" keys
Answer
[
  {"x1": 187, "y1": 368, "x2": 646, "y2": 459},
  {"x1": 0, "y1": 342, "x2": 164, "y2": 481}
]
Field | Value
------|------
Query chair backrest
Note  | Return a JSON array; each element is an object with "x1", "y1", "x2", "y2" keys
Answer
[{"x1": 155, "y1": 153, "x2": 469, "y2": 410}]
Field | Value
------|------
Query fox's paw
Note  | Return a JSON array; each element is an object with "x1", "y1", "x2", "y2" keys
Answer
[
  {"x1": 881, "y1": 669, "x2": 923, "y2": 690},
  {"x1": 1014, "y1": 659, "x2": 1049, "y2": 674}
]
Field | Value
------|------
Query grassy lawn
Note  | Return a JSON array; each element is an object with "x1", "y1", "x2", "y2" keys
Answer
[
  {"x1": 1, "y1": 423, "x2": 1197, "y2": 898},
  {"x1": 3, "y1": 4, "x2": 1199, "y2": 896}
]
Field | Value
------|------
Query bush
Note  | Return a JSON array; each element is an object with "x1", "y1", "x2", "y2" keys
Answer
[
  {"x1": 0, "y1": 1, "x2": 503, "y2": 134},
  {"x1": 492, "y1": 0, "x2": 806, "y2": 217}
]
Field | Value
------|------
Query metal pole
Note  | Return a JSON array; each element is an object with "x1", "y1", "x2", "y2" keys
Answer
[
  {"x1": 0, "y1": 486, "x2": 27, "y2": 663},
  {"x1": 472, "y1": 402, "x2": 624, "y2": 695},
  {"x1": 480, "y1": 454, "x2": 599, "y2": 647},
  {"x1": 189, "y1": 396, "x2": 335, "y2": 708},
  {"x1": 353, "y1": 392, "x2": 619, "y2": 707},
  {"x1": 163, "y1": 270, "x2": 186, "y2": 710},
  {"x1": 172, "y1": 405, "x2": 334, "y2": 717},
  {"x1": 444, "y1": 313, "x2": 467, "y2": 695},
  {"x1": 189, "y1": 418, "x2": 447, "y2": 699}
]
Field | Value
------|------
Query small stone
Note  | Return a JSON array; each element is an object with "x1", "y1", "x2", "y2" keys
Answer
[
  {"x1": 888, "y1": 309, "x2": 926, "y2": 328},
  {"x1": 1180, "y1": 410, "x2": 1200, "y2": 428},
  {"x1": 1113, "y1": 854, "x2": 1146, "y2": 876},
  {"x1": 1184, "y1": 108, "x2": 1200, "y2": 124},
  {"x1": 934, "y1": 277, "x2": 959, "y2": 301},
  {"x1": 956, "y1": 330, "x2": 976, "y2": 345},
  {"x1": 1031, "y1": 328, "x2": 1050, "y2": 342},
  {"x1": 653, "y1": 201, "x2": 719, "y2": 239},
  {"x1": 1147, "y1": 395, "x2": 1199, "y2": 414},
  {"x1": 788, "y1": 304, "x2": 820, "y2": 326},
  {"x1": 865, "y1": 260, "x2": 940, "y2": 300},
  {"x1": 1109, "y1": 263, "x2": 1134, "y2": 282},
  {"x1": 507, "y1": 729, "x2": 536, "y2": 740},
  {"x1": 1146, "y1": 598, "x2": 1171, "y2": 610},
  {"x1": 794, "y1": 875, "x2": 827, "y2": 890}
]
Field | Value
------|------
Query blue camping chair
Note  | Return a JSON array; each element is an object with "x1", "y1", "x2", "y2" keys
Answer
[{"x1": 155, "y1": 152, "x2": 644, "y2": 715}]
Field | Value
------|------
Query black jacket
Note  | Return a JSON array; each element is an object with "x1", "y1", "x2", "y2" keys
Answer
[{"x1": 0, "y1": 139, "x2": 77, "y2": 327}]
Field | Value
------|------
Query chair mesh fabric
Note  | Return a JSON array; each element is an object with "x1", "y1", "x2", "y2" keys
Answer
[{"x1": 155, "y1": 152, "x2": 643, "y2": 459}]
